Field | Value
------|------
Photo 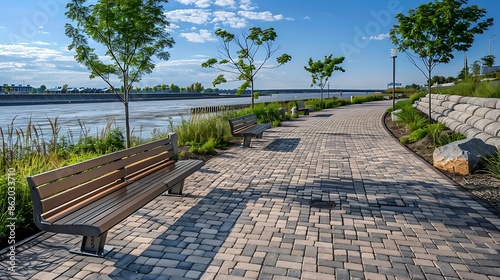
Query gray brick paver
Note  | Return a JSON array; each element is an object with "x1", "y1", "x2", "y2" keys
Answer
[{"x1": 1, "y1": 100, "x2": 500, "y2": 279}]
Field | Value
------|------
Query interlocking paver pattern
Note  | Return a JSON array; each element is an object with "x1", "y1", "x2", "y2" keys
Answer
[{"x1": 2, "y1": 100, "x2": 500, "y2": 279}]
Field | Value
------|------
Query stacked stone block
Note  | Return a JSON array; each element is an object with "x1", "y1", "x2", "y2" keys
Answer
[{"x1": 415, "y1": 94, "x2": 500, "y2": 149}]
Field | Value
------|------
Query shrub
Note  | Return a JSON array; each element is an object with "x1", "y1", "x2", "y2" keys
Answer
[
  {"x1": 436, "y1": 131, "x2": 466, "y2": 147},
  {"x1": 409, "y1": 92, "x2": 428, "y2": 104},
  {"x1": 351, "y1": 94, "x2": 386, "y2": 104},
  {"x1": 175, "y1": 115, "x2": 231, "y2": 150},
  {"x1": 426, "y1": 123, "x2": 446, "y2": 146},
  {"x1": 408, "y1": 128, "x2": 428, "y2": 142},
  {"x1": 395, "y1": 106, "x2": 428, "y2": 132},
  {"x1": 483, "y1": 151, "x2": 500, "y2": 179}
]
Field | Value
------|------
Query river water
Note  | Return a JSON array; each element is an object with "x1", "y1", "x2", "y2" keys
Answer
[{"x1": 0, "y1": 92, "x2": 364, "y2": 141}]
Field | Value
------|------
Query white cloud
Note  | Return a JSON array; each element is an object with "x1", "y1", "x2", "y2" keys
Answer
[
  {"x1": 238, "y1": 11, "x2": 283, "y2": 21},
  {"x1": 214, "y1": 0, "x2": 236, "y2": 9},
  {"x1": 31, "y1": 41, "x2": 53, "y2": 46},
  {"x1": 239, "y1": 0, "x2": 257, "y2": 11},
  {"x1": 212, "y1": 11, "x2": 247, "y2": 28},
  {"x1": 164, "y1": 9, "x2": 211, "y2": 25},
  {"x1": 365, "y1": 33, "x2": 390, "y2": 41},
  {"x1": 176, "y1": 0, "x2": 211, "y2": 8},
  {"x1": 180, "y1": 29, "x2": 218, "y2": 43},
  {"x1": 165, "y1": 23, "x2": 180, "y2": 32}
]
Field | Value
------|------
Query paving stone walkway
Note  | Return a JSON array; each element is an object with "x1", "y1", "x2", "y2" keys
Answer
[{"x1": 2, "y1": 100, "x2": 500, "y2": 279}]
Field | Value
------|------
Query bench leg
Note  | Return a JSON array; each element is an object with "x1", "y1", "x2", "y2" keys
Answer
[
  {"x1": 70, "y1": 232, "x2": 114, "y2": 257},
  {"x1": 256, "y1": 132, "x2": 264, "y2": 139},
  {"x1": 243, "y1": 137, "x2": 252, "y2": 148},
  {"x1": 168, "y1": 180, "x2": 184, "y2": 195},
  {"x1": 304, "y1": 109, "x2": 309, "y2": 115}
]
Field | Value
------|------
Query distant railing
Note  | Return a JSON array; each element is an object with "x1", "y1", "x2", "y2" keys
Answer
[{"x1": 190, "y1": 104, "x2": 251, "y2": 115}]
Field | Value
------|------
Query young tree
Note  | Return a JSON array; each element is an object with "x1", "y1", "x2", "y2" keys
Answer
[
  {"x1": 201, "y1": 27, "x2": 292, "y2": 108},
  {"x1": 482, "y1": 54, "x2": 496, "y2": 74},
  {"x1": 390, "y1": 0, "x2": 493, "y2": 122},
  {"x1": 304, "y1": 54, "x2": 345, "y2": 99},
  {"x1": 471, "y1": 60, "x2": 481, "y2": 76},
  {"x1": 160, "y1": 84, "x2": 167, "y2": 93},
  {"x1": 65, "y1": 0, "x2": 175, "y2": 147}
]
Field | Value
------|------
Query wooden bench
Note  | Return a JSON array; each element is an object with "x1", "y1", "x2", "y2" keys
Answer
[
  {"x1": 296, "y1": 101, "x2": 310, "y2": 115},
  {"x1": 27, "y1": 133, "x2": 204, "y2": 257},
  {"x1": 229, "y1": 114, "x2": 271, "y2": 147}
]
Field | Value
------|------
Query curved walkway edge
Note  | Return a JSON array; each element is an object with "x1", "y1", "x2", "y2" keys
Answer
[{"x1": 2, "y1": 100, "x2": 500, "y2": 280}]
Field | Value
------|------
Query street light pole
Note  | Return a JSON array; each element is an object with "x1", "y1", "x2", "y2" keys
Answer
[
  {"x1": 489, "y1": 34, "x2": 496, "y2": 56},
  {"x1": 391, "y1": 49, "x2": 397, "y2": 111}
]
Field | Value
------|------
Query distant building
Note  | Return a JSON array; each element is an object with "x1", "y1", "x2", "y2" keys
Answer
[
  {"x1": 482, "y1": 65, "x2": 500, "y2": 74},
  {"x1": 0, "y1": 84, "x2": 33, "y2": 94}
]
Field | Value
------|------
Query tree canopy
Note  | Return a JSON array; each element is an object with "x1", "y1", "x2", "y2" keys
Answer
[
  {"x1": 65, "y1": 0, "x2": 175, "y2": 147},
  {"x1": 304, "y1": 54, "x2": 345, "y2": 99},
  {"x1": 390, "y1": 0, "x2": 493, "y2": 121},
  {"x1": 201, "y1": 27, "x2": 291, "y2": 108}
]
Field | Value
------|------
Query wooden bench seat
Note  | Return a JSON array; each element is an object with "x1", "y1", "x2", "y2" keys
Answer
[
  {"x1": 27, "y1": 133, "x2": 204, "y2": 257},
  {"x1": 296, "y1": 101, "x2": 309, "y2": 115},
  {"x1": 229, "y1": 114, "x2": 271, "y2": 147}
]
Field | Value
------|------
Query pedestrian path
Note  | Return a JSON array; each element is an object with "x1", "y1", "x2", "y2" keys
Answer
[{"x1": 2, "y1": 100, "x2": 500, "y2": 279}]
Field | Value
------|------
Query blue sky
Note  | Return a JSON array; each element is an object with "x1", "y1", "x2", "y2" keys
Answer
[{"x1": 0, "y1": 0, "x2": 498, "y2": 91}]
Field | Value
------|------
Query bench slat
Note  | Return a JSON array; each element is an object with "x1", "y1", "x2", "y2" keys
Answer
[
  {"x1": 126, "y1": 148, "x2": 175, "y2": 176},
  {"x1": 43, "y1": 160, "x2": 176, "y2": 227},
  {"x1": 28, "y1": 138, "x2": 172, "y2": 186},
  {"x1": 41, "y1": 169, "x2": 127, "y2": 215},
  {"x1": 35, "y1": 142, "x2": 174, "y2": 206}
]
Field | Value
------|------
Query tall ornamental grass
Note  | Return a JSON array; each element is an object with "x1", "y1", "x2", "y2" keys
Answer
[{"x1": 0, "y1": 118, "x2": 127, "y2": 248}]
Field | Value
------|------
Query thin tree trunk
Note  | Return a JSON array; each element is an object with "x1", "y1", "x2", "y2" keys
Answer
[
  {"x1": 428, "y1": 68, "x2": 432, "y2": 124},
  {"x1": 251, "y1": 79, "x2": 255, "y2": 109}
]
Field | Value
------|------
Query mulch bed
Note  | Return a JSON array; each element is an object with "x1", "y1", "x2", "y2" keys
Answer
[{"x1": 384, "y1": 114, "x2": 500, "y2": 212}]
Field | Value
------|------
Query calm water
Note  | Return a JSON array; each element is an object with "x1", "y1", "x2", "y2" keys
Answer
[{"x1": 0, "y1": 92, "x2": 363, "y2": 141}]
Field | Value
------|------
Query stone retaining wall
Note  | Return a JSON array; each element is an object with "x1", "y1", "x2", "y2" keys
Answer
[{"x1": 414, "y1": 94, "x2": 500, "y2": 149}]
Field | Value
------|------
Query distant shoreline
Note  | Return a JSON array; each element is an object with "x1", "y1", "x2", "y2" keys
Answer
[
  {"x1": 0, "y1": 89, "x2": 384, "y2": 106},
  {"x1": 0, "y1": 93, "x2": 237, "y2": 106}
]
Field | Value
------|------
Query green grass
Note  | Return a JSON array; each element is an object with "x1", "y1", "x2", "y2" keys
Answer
[
  {"x1": 483, "y1": 151, "x2": 500, "y2": 178},
  {"x1": 350, "y1": 94, "x2": 387, "y2": 104},
  {"x1": 434, "y1": 79, "x2": 500, "y2": 98}
]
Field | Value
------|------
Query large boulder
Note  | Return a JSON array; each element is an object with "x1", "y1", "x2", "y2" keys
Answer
[{"x1": 433, "y1": 138, "x2": 497, "y2": 175}]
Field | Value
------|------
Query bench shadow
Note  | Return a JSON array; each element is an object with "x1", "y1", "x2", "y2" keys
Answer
[
  {"x1": 312, "y1": 113, "x2": 334, "y2": 118},
  {"x1": 264, "y1": 138, "x2": 300, "y2": 152},
  {"x1": 107, "y1": 174, "x2": 500, "y2": 279}
]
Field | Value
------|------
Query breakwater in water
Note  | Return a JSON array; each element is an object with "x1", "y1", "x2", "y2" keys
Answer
[{"x1": 0, "y1": 93, "x2": 224, "y2": 106}]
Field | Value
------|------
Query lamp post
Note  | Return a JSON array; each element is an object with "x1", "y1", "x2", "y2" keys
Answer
[
  {"x1": 391, "y1": 49, "x2": 397, "y2": 111},
  {"x1": 489, "y1": 34, "x2": 496, "y2": 56},
  {"x1": 489, "y1": 34, "x2": 496, "y2": 74}
]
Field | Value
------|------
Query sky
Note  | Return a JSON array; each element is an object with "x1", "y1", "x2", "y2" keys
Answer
[{"x1": 0, "y1": 0, "x2": 499, "y2": 91}]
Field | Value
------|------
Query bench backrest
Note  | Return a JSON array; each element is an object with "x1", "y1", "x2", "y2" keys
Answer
[
  {"x1": 229, "y1": 114, "x2": 258, "y2": 134},
  {"x1": 296, "y1": 101, "x2": 305, "y2": 109},
  {"x1": 27, "y1": 134, "x2": 179, "y2": 222}
]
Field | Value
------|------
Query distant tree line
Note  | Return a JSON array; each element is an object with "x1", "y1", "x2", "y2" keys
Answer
[{"x1": 33, "y1": 82, "x2": 218, "y2": 94}]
